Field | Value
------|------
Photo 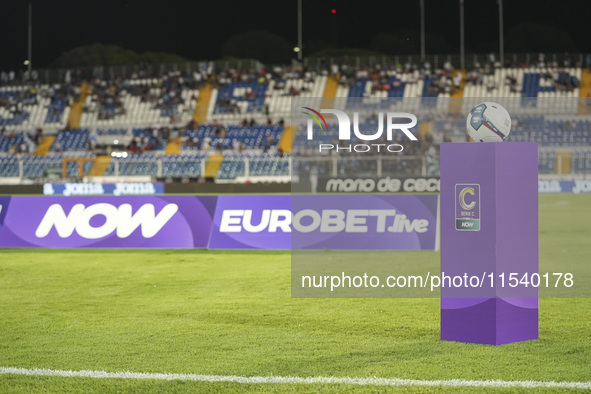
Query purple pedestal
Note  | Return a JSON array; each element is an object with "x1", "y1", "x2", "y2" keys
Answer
[{"x1": 440, "y1": 143, "x2": 539, "y2": 345}]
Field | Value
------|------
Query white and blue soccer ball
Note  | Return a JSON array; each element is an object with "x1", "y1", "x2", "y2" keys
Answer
[{"x1": 466, "y1": 102, "x2": 511, "y2": 142}]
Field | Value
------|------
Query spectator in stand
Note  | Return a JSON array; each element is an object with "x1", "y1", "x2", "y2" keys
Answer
[
  {"x1": 245, "y1": 89, "x2": 256, "y2": 100},
  {"x1": 127, "y1": 140, "x2": 141, "y2": 154},
  {"x1": 425, "y1": 145, "x2": 439, "y2": 175},
  {"x1": 192, "y1": 71, "x2": 203, "y2": 89},
  {"x1": 202, "y1": 136, "x2": 212, "y2": 151},
  {"x1": 214, "y1": 140, "x2": 223, "y2": 153},
  {"x1": 453, "y1": 72, "x2": 462, "y2": 90},
  {"x1": 486, "y1": 78, "x2": 496, "y2": 93},
  {"x1": 331, "y1": 64, "x2": 339, "y2": 77},
  {"x1": 261, "y1": 135, "x2": 274, "y2": 153},
  {"x1": 150, "y1": 128, "x2": 162, "y2": 149},
  {"x1": 274, "y1": 79, "x2": 286, "y2": 90},
  {"x1": 190, "y1": 136, "x2": 201, "y2": 149},
  {"x1": 32, "y1": 128, "x2": 43, "y2": 145},
  {"x1": 186, "y1": 120, "x2": 198, "y2": 131},
  {"x1": 162, "y1": 126, "x2": 171, "y2": 144},
  {"x1": 443, "y1": 131, "x2": 452, "y2": 143},
  {"x1": 16, "y1": 141, "x2": 29, "y2": 154}
]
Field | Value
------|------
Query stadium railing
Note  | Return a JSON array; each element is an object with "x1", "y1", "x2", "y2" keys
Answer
[
  {"x1": 3, "y1": 151, "x2": 591, "y2": 182},
  {"x1": 303, "y1": 52, "x2": 589, "y2": 70}
]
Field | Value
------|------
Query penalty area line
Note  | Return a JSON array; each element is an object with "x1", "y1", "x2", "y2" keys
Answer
[{"x1": 0, "y1": 366, "x2": 590, "y2": 389}]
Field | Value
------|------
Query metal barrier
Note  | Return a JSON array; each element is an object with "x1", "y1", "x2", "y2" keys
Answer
[{"x1": 2, "y1": 152, "x2": 591, "y2": 182}]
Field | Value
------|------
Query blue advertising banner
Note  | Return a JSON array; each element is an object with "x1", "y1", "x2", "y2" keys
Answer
[
  {"x1": 43, "y1": 183, "x2": 164, "y2": 196},
  {"x1": 538, "y1": 180, "x2": 591, "y2": 193}
]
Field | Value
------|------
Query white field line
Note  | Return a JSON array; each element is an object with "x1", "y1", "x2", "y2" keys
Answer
[
  {"x1": 1, "y1": 367, "x2": 590, "y2": 389},
  {"x1": 539, "y1": 201, "x2": 570, "y2": 208}
]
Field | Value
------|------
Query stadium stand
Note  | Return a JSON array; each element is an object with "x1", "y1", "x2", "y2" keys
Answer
[
  {"x1": 50, "y1": 129, "x2": 90, "y2": 152},
  {"x1": 80, "y1": 72, "x2": 201, "y2": 128},
  {"x1": 1, "y1": 58, "x2": 591, "y2": 182},
  {"x1": 215, "y1": 152, "x2": 290, "y2": 181}
]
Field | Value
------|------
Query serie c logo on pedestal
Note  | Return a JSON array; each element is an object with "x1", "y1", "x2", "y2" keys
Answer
[{"x1": 455, "y1": 184, "x2": 480, "y2": 231}]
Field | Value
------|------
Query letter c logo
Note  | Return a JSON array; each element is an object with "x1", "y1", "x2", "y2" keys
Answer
[{"x1": 459, "y1": 187, "x2": 476, "y2": 210}]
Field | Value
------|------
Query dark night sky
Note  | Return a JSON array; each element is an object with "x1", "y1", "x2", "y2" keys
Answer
[{"x1": 1, "y1": 0, "x2": 590, "y2": 71}]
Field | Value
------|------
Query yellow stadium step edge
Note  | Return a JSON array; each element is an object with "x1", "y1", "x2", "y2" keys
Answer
[
  {"x1": 577, "y1": 69, "x2": 591, "y2": 115},
  {"x1": 164, "y1": 137, "x2": 182, "y2": 155},
  {"x1": 204, "y1": 154, "x2": 224, "y2": 179},
  {"x1": 193, "y1": 78, "x2": 215, "y2": 124},
  {"x1": 89, "y1": 156, "x2": 112, "y2": 176},
  {"x1": 418, "y1": 121, "x2": 434, "y2": 142},
  {"x1": 448, "y1": 70, "x2": 466, "y2": 114},
  {"x1": 277, "y1": 126, "x2": 292, "y2": 154},
  {"x1": 34, "y1": 136, "x2": 55, "y2": 156},
  {"x1": 321, "y1": 73, "x2": 339, "y2": 109},
  {"x1": 66, "y1": 82, "x2": 89, "y2": 130},
  {"x1": 555, "y1": 152, "x2": 572, "y2": 175}
]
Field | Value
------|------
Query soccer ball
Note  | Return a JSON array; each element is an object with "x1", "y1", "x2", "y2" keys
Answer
[{"x1": 466, "y1": 102, "x2": 511, "y2": 142}]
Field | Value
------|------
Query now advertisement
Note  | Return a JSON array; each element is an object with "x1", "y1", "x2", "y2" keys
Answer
[{"x1": 0, "y1": 196, "x2": 216, "y2": 248}]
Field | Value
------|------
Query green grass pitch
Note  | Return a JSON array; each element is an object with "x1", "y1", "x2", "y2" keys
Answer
[{"x1": 0, "y1": 193, "x2": 590, "y2": 392}]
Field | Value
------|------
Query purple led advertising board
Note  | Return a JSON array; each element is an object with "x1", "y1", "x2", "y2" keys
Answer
[
  {"x1": 0, "y1": 196, "x2": 216, "y2": 248},
  {"x1": 208, "y1": 195, "x2": 292, "y2": 250},
  {"x1": 0, "y1": 195, "x2": 438, "y2": 250},
  {"x1": 291, "y1": 195, "x2": 438, "y2": 250},
  {"x1": 208, "y1": 195, "x2": 438, "y2": 250}
]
